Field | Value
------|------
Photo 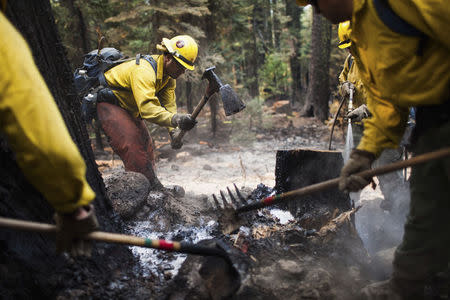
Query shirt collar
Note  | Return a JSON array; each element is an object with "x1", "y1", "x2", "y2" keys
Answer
[{"x1": 155, "y1": 54, "x2": 164, "y2": 80}]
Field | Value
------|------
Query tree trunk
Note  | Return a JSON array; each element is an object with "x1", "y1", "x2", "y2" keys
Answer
[
  {"x1": 285, "y1": 0, "x2": 303, "y2": 108},
  {"x1": 209, "y1": 96, "x2": 218, "y2": 137},
  {"x1": 59, "y1": 0, "x2": 91, "y2": 66},
  {"x1": 1, "y1": 1, "x2": 141, "y2": 297},
  {"x1": 301, "y1": 9, "x2": 331, "y2": 121}
]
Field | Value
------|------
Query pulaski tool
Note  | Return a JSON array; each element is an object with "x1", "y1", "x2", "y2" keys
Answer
[
  {"x1": 213, "y1": 147, "x2": 450, "y2": 234},
  {"x1": 171, "y1": 66, "x2": 245, "y2": 148}
]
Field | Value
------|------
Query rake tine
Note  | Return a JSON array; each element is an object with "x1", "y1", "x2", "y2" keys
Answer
[
  {"x1": 233, "y1": 183, "x2": 247, "y2": 205},
  {"x1": 220, "y1": 190, "x2": 233, "y2": 208},
  {"x1": 212, "y1": 194, "x2": 221, "y2": 209},
  {"x1": 226, "y1": 186, "x2": 240, "y2": 207}
]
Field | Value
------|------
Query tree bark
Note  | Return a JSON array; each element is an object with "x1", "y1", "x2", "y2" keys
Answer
[
  {"x1": 1, "y1": 1, "x2": 141, "y2": 297},
  {"x1": 301, "y1": 10, "x2": 331, "y2": 121},
  {"x1": 285, "y1": 0, "x2": 303, "y2": 107}
]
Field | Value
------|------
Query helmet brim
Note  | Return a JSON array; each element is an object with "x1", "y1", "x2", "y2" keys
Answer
[
  {"x1": 338, "y1": 40, "x2": 352, "y2": 49},
  {"x1": 174, "y1": 56, "x2": 195, "y2": 71}
]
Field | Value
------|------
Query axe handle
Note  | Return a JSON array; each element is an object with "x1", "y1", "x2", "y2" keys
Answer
[{"x1": 172, "y1": 94, "x2": 210, "y2": 146}]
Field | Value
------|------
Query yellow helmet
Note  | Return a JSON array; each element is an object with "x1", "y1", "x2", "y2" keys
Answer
[
  {"x1": 338, "y1": 21, "x2": 352, "y2": 49},
  {"x1": 296, "y1": 0, "x2": 308, "y2": 6},
  {"x1": 158, "y1": 35, "x2": 198, "y2": 71}
]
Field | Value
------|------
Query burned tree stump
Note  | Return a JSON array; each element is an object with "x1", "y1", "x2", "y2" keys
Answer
[{"x1": 275, "y1": 149, "x2": 351, "y2": 229}]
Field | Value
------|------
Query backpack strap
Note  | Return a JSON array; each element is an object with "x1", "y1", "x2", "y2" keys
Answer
[
  {"x1": 373, "y1": 0, "x2": 427, "y2": 55},
  {"x1": 98, "y1": 57, "x2": 134, "y2": 92},
  {"x1": 348, "y1": 55, "x2": 354, "y2": 70},
  {"x1": 135, "y1": 54, "x2": 158, "y2": 74},
  {"x1": 98, "y1": 55, "x2": 158, "y2": 93}
]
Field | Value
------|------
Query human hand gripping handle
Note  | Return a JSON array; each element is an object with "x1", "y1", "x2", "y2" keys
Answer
[
  {"x1": 170, "y1": 113, "x2": 198, "y2": 149},
  {"x1": 54, "y1": 204, "x2": 99, "y2": 257},
  {"x1": 171, "y1": 113, "x2": 197, "y2": 131},
  {"x1": 342, "y1": 81, "x2": 355, "y2": 97},
  {"x1": 347, "y1": 104, "x2": 371, "y2": 122},
  {"x1": 339, "y1": 149, "x2": 376, "y2": 192}
]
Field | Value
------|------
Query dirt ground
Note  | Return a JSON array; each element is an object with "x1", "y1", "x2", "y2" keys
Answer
[{"x1": 91, "y1": 108, "x2": 407, "y2": 299}]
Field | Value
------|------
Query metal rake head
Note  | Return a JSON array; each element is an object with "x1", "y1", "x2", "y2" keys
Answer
[
  {"x1": 212, "y1": 183, "x2": 249, "y2": 210},
  {"x1": 211, "y1": 184, "x2": 248, "y2": 235}
]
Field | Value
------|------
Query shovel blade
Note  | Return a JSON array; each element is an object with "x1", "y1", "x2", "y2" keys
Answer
[{"x1": 220, "y1": 84, "x2": 245, "y2": 116}]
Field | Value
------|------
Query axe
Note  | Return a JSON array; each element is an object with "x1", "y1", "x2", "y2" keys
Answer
[{"x1": 171, "y1": 66, "x2": 245, "y2": 148}]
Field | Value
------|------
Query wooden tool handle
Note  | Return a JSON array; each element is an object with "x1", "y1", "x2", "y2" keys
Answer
[
  {"x1": 0, "y1": 217, "x2": 227, "y2": 258},
  {"x1": 171, "y1": 95, "x2": 209, "y2": 147},
  {"x1": 237, "y1": 147, "x2": 450, "y2": 213}
]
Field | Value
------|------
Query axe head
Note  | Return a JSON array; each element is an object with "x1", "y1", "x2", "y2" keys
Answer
[
  {"x1": 203, "y1": 66, "x2": 246, "y2": 116},
  {"x1": 220, "y1": 84, "x2": 246, "y2": 116}
]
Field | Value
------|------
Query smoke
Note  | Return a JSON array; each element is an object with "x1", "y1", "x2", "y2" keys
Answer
[{"x1": 353, "y1": 148, "x2": 411, "y2": 279}]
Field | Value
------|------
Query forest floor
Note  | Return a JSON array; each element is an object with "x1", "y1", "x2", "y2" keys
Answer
[{"x1": 89, "y1": 105, "x2": 407, "y2": 299}]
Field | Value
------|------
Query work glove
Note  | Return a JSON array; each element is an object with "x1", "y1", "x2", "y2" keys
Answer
[
  {"x1": 171, "y1": 113, "x2": 197, "y2": 131},
  {"x1": 54, "y1": 204, "x2": 99, "y2": 257},
  {"x1": 339, "y1": 149, "x2": 376, "y2": 192},
  {"x1": 341, "y1": 81, "x2": 355, "y2": 97},
  {"x1": 169, "y1": 129, "x2": 183, "y2": 150},
  {"x1": 347, "y1": 104, "x2": 371, "y2": 122}
]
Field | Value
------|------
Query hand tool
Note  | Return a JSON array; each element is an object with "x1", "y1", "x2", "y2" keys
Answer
[
  {"x1": 171, "y1": 66, "x2": 245, "y2": 148},
  {"x1": 214, "y1": 147, "x2": 450, "y2": 234}
]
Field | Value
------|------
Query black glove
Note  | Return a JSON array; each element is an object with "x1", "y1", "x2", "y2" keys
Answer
[
  {"x1": 54, "y1": 204, "x2": 99, "y2": 257},
  {"x1": 347, "y1": 104, "x2": 371, "y2": 122},
  {"x1": 339, "y1": 149, "x2": 376, "y2": 192},
  {"x1": 169, "y1": 130, "x2": 183, "y2": 150},
  {"x1": 171, "y1": 114, "x2": 197, "y2": 131}
]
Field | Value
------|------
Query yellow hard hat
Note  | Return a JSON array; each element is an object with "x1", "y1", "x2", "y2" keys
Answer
[
  {"x1": 159, "y1": 35, "x2": 198, "y2": 71},
  {"x1": 338, "y1": 21, "x2": 352, "y2": 49},
  {"x1": 296, "y1": 0, "x2": 308, "y2": 6}
]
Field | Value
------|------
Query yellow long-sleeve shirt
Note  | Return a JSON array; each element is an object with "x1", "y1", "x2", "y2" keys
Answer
[
  {"x1": 350, "y1": 0, "x2": 450, "y2": 156},
  {"x1": 339, "y1": 54, "x2": 367, "y2": 108},
  {"x1": 0, "y1": 13, "x2": 95, "y2": 213},
  {"x1": 104, "y1": 55, "x2": 177, "y2": 129}
]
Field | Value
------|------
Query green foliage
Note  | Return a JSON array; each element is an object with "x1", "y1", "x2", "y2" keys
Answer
[
  {"x1": 229, "y1": 97, "x2": 272, "y2": 145},
  {"x1": 258, "y1": 52, "x2": 290, "y2": 97}
]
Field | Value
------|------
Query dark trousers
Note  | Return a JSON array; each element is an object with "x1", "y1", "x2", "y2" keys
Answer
[
  {"x1": 96, "y1": 102, "x2": 161, "y2": 188},
  {"x1": 392, "y1": 117, "x2": 450, "y2": 297}
]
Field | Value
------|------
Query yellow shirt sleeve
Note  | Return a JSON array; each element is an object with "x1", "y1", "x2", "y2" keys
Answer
[
  {"x1": 357, "y1": 93, "x2": 409, "y2": 157},
  {"x1": 158, "y1": 79, "x2": 177, "y2": 131},
  {"x1": 0, "y1": 13, "x2": 95, "y2": 213},
  {"x1": 129, "y1": 66, "x2": 175, "y2": 127},
  {"x1": 339, "y1": 54, "x2": 351, "y2": 85}
]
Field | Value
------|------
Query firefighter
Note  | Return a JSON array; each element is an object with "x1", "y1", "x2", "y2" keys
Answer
[
  {"x1": 338, "y1": 21, "x2": 370, "y2": 146},
  {"x1": 337, "y1": 21, "x2": 408, "y2": 213},
  {"x1": 297, "y1": 0, "x2": 450, "y2": 298},
  {"x1": 95, "y1": 35, "x2": 198, "y2": 190},
  {"x1": 0, "y1": 12, "x2": 98, "y2": 256}
]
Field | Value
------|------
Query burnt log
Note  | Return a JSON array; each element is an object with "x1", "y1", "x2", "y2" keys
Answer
[{"x1": 275, "y1": 149, "x2": 351, "y2": 229}]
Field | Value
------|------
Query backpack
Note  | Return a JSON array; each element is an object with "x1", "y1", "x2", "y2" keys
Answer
[
  {"x1": 73, "y1": 47, "x2": 128, "y2": 97},
  {"x1": 74, "y1": 48, "x2": 157, "y2": 123}
]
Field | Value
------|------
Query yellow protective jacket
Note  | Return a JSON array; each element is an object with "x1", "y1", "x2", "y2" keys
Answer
[
  {"x1": 104, "y1": 55, "x2": 177, "y2": 129},
  {"x1": 0, "y1": 13, "x2": 95, "y2": 213},
  {"x1": 350, "y1": 0, "x2": 450, "y2": 157},
  {"x1": 339, "y1": 53, "x2": 367, "y2": 108}
]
